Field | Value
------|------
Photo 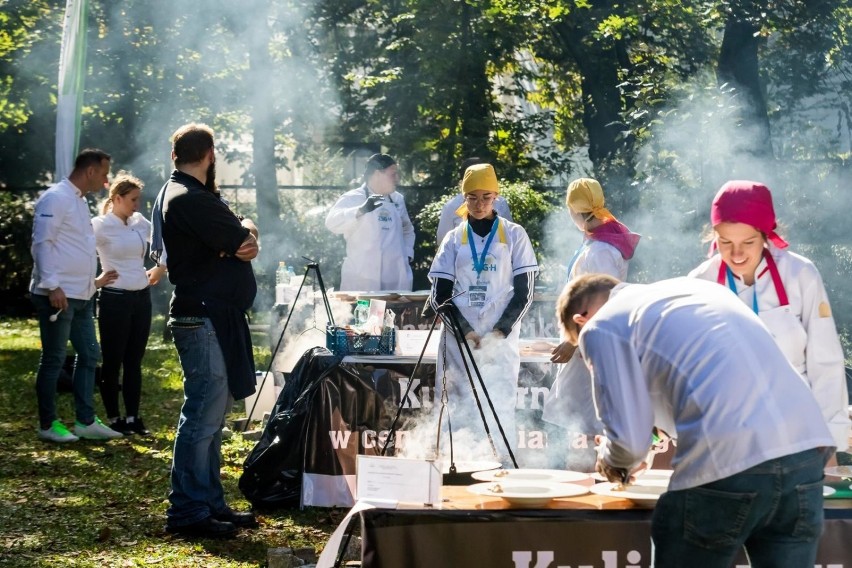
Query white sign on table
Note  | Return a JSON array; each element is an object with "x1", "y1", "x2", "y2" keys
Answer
[
  {"x1": 395, "y1": 329, "x2": 441, "y2": 358},
  {"x1": 356, "y1": 455, "x2": 443, "y2": 507}
]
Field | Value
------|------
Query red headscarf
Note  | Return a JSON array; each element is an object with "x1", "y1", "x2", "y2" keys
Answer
[{"x1": 710, "y1": 180, "x2": 789, "y2": 250}]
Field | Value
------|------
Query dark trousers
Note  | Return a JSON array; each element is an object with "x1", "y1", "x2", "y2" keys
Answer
[{"x1": 97, "y1": 287, "x2": 152, "y2": 418}]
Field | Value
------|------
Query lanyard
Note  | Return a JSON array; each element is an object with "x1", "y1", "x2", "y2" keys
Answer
[
  {"x1": 725, "y1": 265, "x2": 759, "y2": 314},
  {"x1": 717, "y1": 249, "x2": 789, "y2": 314},
  {"x1": 566, "y1": 239, "x2": 590, "y2": 279},
  {"x1": 466, "y1": 219, "x2": 500, "y2": 278}
]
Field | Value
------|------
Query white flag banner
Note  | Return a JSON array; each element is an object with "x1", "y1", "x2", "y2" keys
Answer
[{"x1": 55, "y1": 0, "x2": 89, "y2": 180}]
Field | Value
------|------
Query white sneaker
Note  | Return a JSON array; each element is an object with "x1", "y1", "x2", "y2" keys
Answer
[
  {"x1": 38, "y1": 420, "x2": 79, "y2": 443},
  {"x1": 75, "y1": 417, "x2": 123, "y2": 440}
]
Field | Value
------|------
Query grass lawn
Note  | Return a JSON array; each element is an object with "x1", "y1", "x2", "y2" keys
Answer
[{"x1": 0, "y1": 317, "x2": 340, "y2": 567}]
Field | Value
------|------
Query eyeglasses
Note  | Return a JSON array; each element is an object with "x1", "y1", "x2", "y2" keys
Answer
[{"x1": 464, "y1": 194, "x2": 496, "y2": 204}]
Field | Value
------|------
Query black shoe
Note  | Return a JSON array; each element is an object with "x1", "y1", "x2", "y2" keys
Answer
[
  {"x1": 108, "y1": 418, "x2": 134, "y2": 436},
  {"x1": 166, "y1": 517, "x2": 237, "y2": 539},
  {"x1": 213, "y1": 508, "x2": 258, "y2": 529},
  {"x1": 127, "y1": 417, "x2": 150, "y2": 436}
]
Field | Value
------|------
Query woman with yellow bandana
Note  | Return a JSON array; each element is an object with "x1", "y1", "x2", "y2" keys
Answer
[
  {"x1": 428, "y1": 163, "x2": 538, "y2": 460},
  {"x1": 542, "y1": 177, "x2": 640, "y2": 471}
]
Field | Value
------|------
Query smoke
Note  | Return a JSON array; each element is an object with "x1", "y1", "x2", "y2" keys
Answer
[
  {"x1": 271, "y1": 283, "x2": 356, "y2": 373},
  {"x1": 540, "y1": 74, "x2": 852, "y2": 291}
]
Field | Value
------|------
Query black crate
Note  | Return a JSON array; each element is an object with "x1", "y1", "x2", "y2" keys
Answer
[{"x1": 326, "y1": 325, "x2": 396, "y2": 356}]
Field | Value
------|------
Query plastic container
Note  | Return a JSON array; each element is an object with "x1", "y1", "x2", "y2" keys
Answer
[
  {"x1": 326, "y1": 325, "x2": 396, "y2": 356},
  {"x1": 353, "y1": 299, "x2": 370, "y2": 326},
  {"x1": 275, "y1": 262, "x2": 290, "y2": 305}
]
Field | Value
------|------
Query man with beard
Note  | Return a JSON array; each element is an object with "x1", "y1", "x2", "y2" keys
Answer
[{"x1": 158, "y1": 123, "x2": 260, "y2": 539}]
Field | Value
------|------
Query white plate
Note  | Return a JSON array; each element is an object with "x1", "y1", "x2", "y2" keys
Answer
[
  {"x1": 468, "y1": 481, "x2": 590, "y2": 507},
  {"x1": 591, "y1": 469, "x2": 674, "y2": 483},
  {"x1": 824, "y1": 486, "x2": 836, "y2": 497},
  {"x1": 590, "y1": 481, "x2": 667, "y2": 506},
  {"x1": 824, "y1": 466, "x2": 852, "y2": 478},
  {"x1": 471, "y1": 468, "x2": 590, "y2": 484}
]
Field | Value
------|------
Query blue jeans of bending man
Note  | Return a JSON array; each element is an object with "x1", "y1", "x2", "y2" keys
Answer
[
  {"x1": 166, "y1": 319, "x2": 231, "y2": 527},
  {"x1": 32, "y1": 293, "x2": 100, "y2": 429},
  {"x1": 652, "y1": 447, "x2": 827, "y2": 568}
]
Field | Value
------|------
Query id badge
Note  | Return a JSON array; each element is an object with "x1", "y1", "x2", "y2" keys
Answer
[{"x1": 468, "y1": 284, "x2": 487, "y2": 307}]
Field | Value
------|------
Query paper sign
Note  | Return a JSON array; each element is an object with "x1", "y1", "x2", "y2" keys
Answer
[
  {"x1": 356, "y1": 455, "x2": 442, "y2": 506},
  {"x1": 395, "y1": 329, "x2": 440, "y2": 358}
]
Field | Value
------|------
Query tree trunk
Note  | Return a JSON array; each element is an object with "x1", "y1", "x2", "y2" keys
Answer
[
  {"x1": 552, "y1": 23, "x2": 637, "y2": 212},
  {"x1": 717, "y1": 18, "x2": 774, "y2": 158},
  {"x1": 247, "y1": 0, "x2": 281, "y2": 273}
]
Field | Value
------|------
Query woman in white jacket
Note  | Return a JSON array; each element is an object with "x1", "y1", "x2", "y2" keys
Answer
[
  {"x1": 428, "y1": 164, "x2": 538, "y2": 460},
  {"x1": 689, "y1": 180, "x2": 849, "y2": 457},
  {"x1": 93, "y1": 173, "x2": 165, "y2": 436}
]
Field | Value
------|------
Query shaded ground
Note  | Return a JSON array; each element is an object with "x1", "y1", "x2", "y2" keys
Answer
[{"x1": 0, "y1": 318, "x2": 341, "y2": 567}]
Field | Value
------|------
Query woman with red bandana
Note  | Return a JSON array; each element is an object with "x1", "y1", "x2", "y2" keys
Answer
[{"x1": 689, "y1": 180, "x2": 849, "y2": 457}]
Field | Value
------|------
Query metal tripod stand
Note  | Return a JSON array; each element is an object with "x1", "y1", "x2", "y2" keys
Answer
[
  {"x1": 380, "y1": 295, "x2": 518, "y2": 470},
  {"x1": 243, "y1": 258, "x2": 335, "y2": 431}
]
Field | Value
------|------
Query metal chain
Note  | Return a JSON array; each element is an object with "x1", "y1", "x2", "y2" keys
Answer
[{"x1": 435, "y1": 322, "x2": 451, "y2": 459}]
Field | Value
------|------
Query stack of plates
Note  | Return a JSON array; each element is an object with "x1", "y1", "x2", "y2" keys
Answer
[
  {"x1": 467, "y1": 469, "x2": 592, "y2": 507},
  {"x1": 471, "y1": 468, "x2": 589, "y2": 484},
  {"x1": 468, "y1": 480, "x2": 589, "y2": 507}
]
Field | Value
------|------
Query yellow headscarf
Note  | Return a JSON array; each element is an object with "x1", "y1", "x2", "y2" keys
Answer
[
  {"x1": 455, "y1": 163, "x2": 500, "y2": 218},
  {"x1": 566, "y1": 178, "x2": 615, "y2": 221}
]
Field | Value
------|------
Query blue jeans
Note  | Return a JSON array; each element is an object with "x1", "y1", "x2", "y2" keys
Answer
[
  {"x1": 166, "y1": 319, "x2": 230, "y2": 527},
  {"x1": 33, "y1": 293, "x2": 100, "y2": 429},
  {"x1": 652, "y1": 447, "x2": 827, "y2": 568}
]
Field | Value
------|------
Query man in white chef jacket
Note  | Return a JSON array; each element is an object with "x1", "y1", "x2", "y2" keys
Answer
[
  {"x1": 325, "y1": 153, "x2": 415, "y2": 291},
  {"x1": 558, "y1": 274, "x2": 834, "y2": 568}
]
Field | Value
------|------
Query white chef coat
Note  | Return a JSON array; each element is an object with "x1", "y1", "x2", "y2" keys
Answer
[
  {"x1": 325, "y1": 184, "x2": 415, "y2": 291},
  {"x1": 436, "y1": 193, "x2": 512, "y2": 246},
  {"x1": 542, "y1": 238, "x2": 629, "y2": 468},
  {"x1": 29, "y1": 179, "x2": 97, "y2": 300},
  {"x1": 568, "y1": 240, "x2": 629, "y2": 281},
  {"x1": 580, "y1": 277, "x2": 835, "y2": 492},
  {"x1": 689, "y1": 247, "x2": 849, "y2": 450},
  {"x1": 92, "y1": 212, "x2": 152, "y2": 291},
  {"x1": 428, "y1": 217, "x2": 537, "y2": 456}
]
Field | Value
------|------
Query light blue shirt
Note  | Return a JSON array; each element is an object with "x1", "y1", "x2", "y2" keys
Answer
[{"x1": 580, "y1": 277, "x2": 834, "y2": 491}]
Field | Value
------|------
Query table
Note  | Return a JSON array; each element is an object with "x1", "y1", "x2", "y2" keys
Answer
[{"x1": 358, "y1": 483, "x2": 852, "y2": 567}]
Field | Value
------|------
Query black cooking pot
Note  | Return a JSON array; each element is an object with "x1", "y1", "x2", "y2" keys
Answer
[{"x1": 442, "y1": 460, "x2": 502, "y2": 486}]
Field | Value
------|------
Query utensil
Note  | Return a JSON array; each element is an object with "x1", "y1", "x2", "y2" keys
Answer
[{"x1": 49, "y1": 309, "x2": 62, "y2": 322}]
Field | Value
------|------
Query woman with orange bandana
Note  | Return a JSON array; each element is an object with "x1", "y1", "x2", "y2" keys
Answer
[
  {"x1": 689, "y1": 180, "x2": 849, "y2": 456},
  {"x1": 542, "y1": 178, "x2": 640, "y2": 471}
]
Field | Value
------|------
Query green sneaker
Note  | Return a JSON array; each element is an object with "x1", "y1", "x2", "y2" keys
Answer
[
  {"x1": 38, "y1": 420, "x2": 79, "y2": 443},
  {"x1": 75, "y1": 416, "x2": 123, "y2": 440}
]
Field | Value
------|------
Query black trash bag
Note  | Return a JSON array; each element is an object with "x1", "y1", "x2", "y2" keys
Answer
[
  {"x1": 57, "y1": 355, "x2": 102, "y2": 393},
  {"x1": 239, "y1": 346, "x2": 394, "y2": 510}
]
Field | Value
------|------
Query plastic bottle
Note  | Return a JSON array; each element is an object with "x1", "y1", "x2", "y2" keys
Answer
[
  {"x1": 275, "y1": 262, "x2": 288, "y2": 304},
  {"x1": 286, "y1": 265, "x2": 296, "y2": 283},
  {"x1": 276, "y1": 262, "x2": 290, "y2": 285},
  {"x1": 354, "y1": 299, "x2": 370, "y2": 327}
]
